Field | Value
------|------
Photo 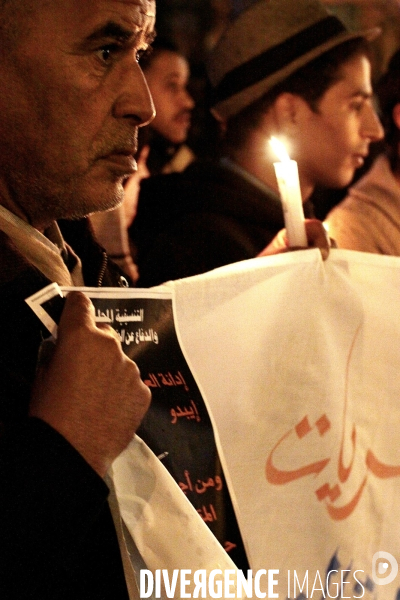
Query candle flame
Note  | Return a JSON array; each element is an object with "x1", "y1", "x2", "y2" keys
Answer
[{"x1": 269, "y1": 136, "x2": 291, "y2": 162}]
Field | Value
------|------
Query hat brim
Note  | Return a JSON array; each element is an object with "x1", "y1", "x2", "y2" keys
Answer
[{"x1": 211, "y1": 26, "x2": 381, "y2": 121}]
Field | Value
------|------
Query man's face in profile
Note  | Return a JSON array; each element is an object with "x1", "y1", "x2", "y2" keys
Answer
[
  {"x1": 294, "y1": 53, "x2": 383, "y2": 192},
  {"x1": 0, "y1": 0, "x2": 156, "y2": 230}
]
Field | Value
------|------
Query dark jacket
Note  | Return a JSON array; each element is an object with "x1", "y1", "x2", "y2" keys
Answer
[
  {"x1": 130, "y1": 159, "x2": 314, "y2": 287},
  {"x1": 0, "y1": 219, "x2": 131, "y2": 600}
]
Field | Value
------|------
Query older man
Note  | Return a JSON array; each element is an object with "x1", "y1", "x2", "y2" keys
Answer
[{"x1": 0, "y1": 1, "x2": 155, "y2": 598}]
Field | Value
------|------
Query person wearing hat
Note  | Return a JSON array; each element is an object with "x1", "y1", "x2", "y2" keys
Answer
[{"x1": 129, "y1": 0, "x2": 383, "y2": 288}]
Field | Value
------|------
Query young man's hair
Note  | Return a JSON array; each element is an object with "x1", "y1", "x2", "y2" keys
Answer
[
  {"x1": 139, "y1": 36, "x2": 182, "y2": 72},
  {"x1": 222, "y1": 37, "x2": 369, "y2": 152},
  {"x1": 375, "y1": 48, "x2": 400, "y2": 171}
]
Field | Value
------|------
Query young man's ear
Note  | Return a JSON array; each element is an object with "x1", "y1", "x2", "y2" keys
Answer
[{"x1": 272, "y1": 92, "x2": 310, "y2": 130}]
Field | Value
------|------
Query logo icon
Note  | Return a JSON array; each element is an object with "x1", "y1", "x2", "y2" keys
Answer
[{"x1": 372, "y1": 551, "x2": 398, "y2": 586}]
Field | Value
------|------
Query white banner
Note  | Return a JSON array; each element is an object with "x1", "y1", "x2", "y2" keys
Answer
[
  {"x1": 172, "y1": 248, "x2": 400, "y2": 599},
  {"x1": 26, "y1": 248, "x2": 400, "y2": 598}
]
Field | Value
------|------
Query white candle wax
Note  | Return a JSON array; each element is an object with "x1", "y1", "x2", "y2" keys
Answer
[
  {"x1": 273, "y1": 159, "x2": 307, "y2": 248},
  {"x1": 269, "y1": 137, "x2": 307, "y2": 248}
]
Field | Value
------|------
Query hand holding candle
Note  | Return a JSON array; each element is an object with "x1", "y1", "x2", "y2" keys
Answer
[{"x1": 269, "y1": 137, "x2": 308, "y2": 248}]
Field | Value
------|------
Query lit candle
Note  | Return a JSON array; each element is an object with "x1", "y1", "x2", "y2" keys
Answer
[{"x1": 269, "y1": 137, "x2": 307, "y2": 248}]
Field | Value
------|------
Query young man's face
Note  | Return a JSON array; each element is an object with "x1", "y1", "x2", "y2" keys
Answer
[
  {"x1": 144, "y1": 50, "x2": 194, "y2": 145},
  {"x1": 295, "y1": 52, "x2": 383, "y2": 192},
  {"x1": 0, "y1": 0, "x2": 156, "y2": 229}
]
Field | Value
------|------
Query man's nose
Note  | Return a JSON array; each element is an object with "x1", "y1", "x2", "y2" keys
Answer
[
  {"x1": 362, "y1": 102, "x2": 384, "y2": 142},
  {"x1": 183, "y1": 89, "x2": 195, "y2": 110},
  {"x1": 113, "y1": 59, "x2": 155, "y2": 126}
]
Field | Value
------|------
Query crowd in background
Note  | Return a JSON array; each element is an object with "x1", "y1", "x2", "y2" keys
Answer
[{"x1": 152, "y1": 0, "x2": 400, "y2": 218}]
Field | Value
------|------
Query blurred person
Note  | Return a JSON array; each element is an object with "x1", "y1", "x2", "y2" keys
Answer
[
  {"x1": 130, "y1": 0, "x2": 383, "y2": 288},
  {"x1": 140, "y1": 37, "x2": 196, "y2": 175},
  {"x1": 325, "y1": 48, "x2": 400, "y2": 254},
  {"x1": 0, "y1": 0, "x2": 156, "y2": 598}
]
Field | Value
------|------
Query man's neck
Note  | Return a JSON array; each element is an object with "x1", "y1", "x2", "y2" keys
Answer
[
  {"x1": 0, "y1": 185, "x2": 34, "y2": 229},
  {"x1": 0, "y1": 190, "x2": 50, "y2": 233},
  {"x1": 229, "y1": 139, "x2": 314, "y2": 203}
]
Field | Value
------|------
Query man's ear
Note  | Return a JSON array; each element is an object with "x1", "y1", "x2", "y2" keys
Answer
[
  {"x1": 272, "y1": 92, "x2": 309, "y2": 130},
  {"x1": 392, "y1": 102, "x2": 400, "y2": 130}
]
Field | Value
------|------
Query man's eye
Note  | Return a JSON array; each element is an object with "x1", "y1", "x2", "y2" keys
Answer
[
  {"x1": 350, "y1": 100, "x2": 364, "y2": 113},
  {"x1": 97, "y1": 45, "x2": 117, "y2": 63},
  {"x1": 166, "y1": 82, "x2": 180, "y2": 93}
]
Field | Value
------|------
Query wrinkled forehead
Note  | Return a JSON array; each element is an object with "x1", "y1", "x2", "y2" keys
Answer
[
  {"x1": 109, "y1": 0, "x2": 156, "y2": 32},
  {"x1": 82, "y1": 0, "x2": 156, "y2": 39},
  {"x1": 17, "y1": 0, "x2": 156, "y2": 49}
]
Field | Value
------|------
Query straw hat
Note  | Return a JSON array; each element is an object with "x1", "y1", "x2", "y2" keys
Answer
[{"x1": 207, "y1": 0, "x2": 380, "y2": 120}]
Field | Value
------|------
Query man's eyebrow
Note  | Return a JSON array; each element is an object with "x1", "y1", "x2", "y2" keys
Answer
[
  {"x1": 86, "y1": 21, "x2": 134, "y2": 43},
  {"x1": 145, "y1": 30, "x2": 156, "y2": 46},
  {"x1": 86, "y1": 21, "x2": 141, "y2": 44},
  {"x1": 351, "y1": 90, "x2": 373, "y2": 99}
]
